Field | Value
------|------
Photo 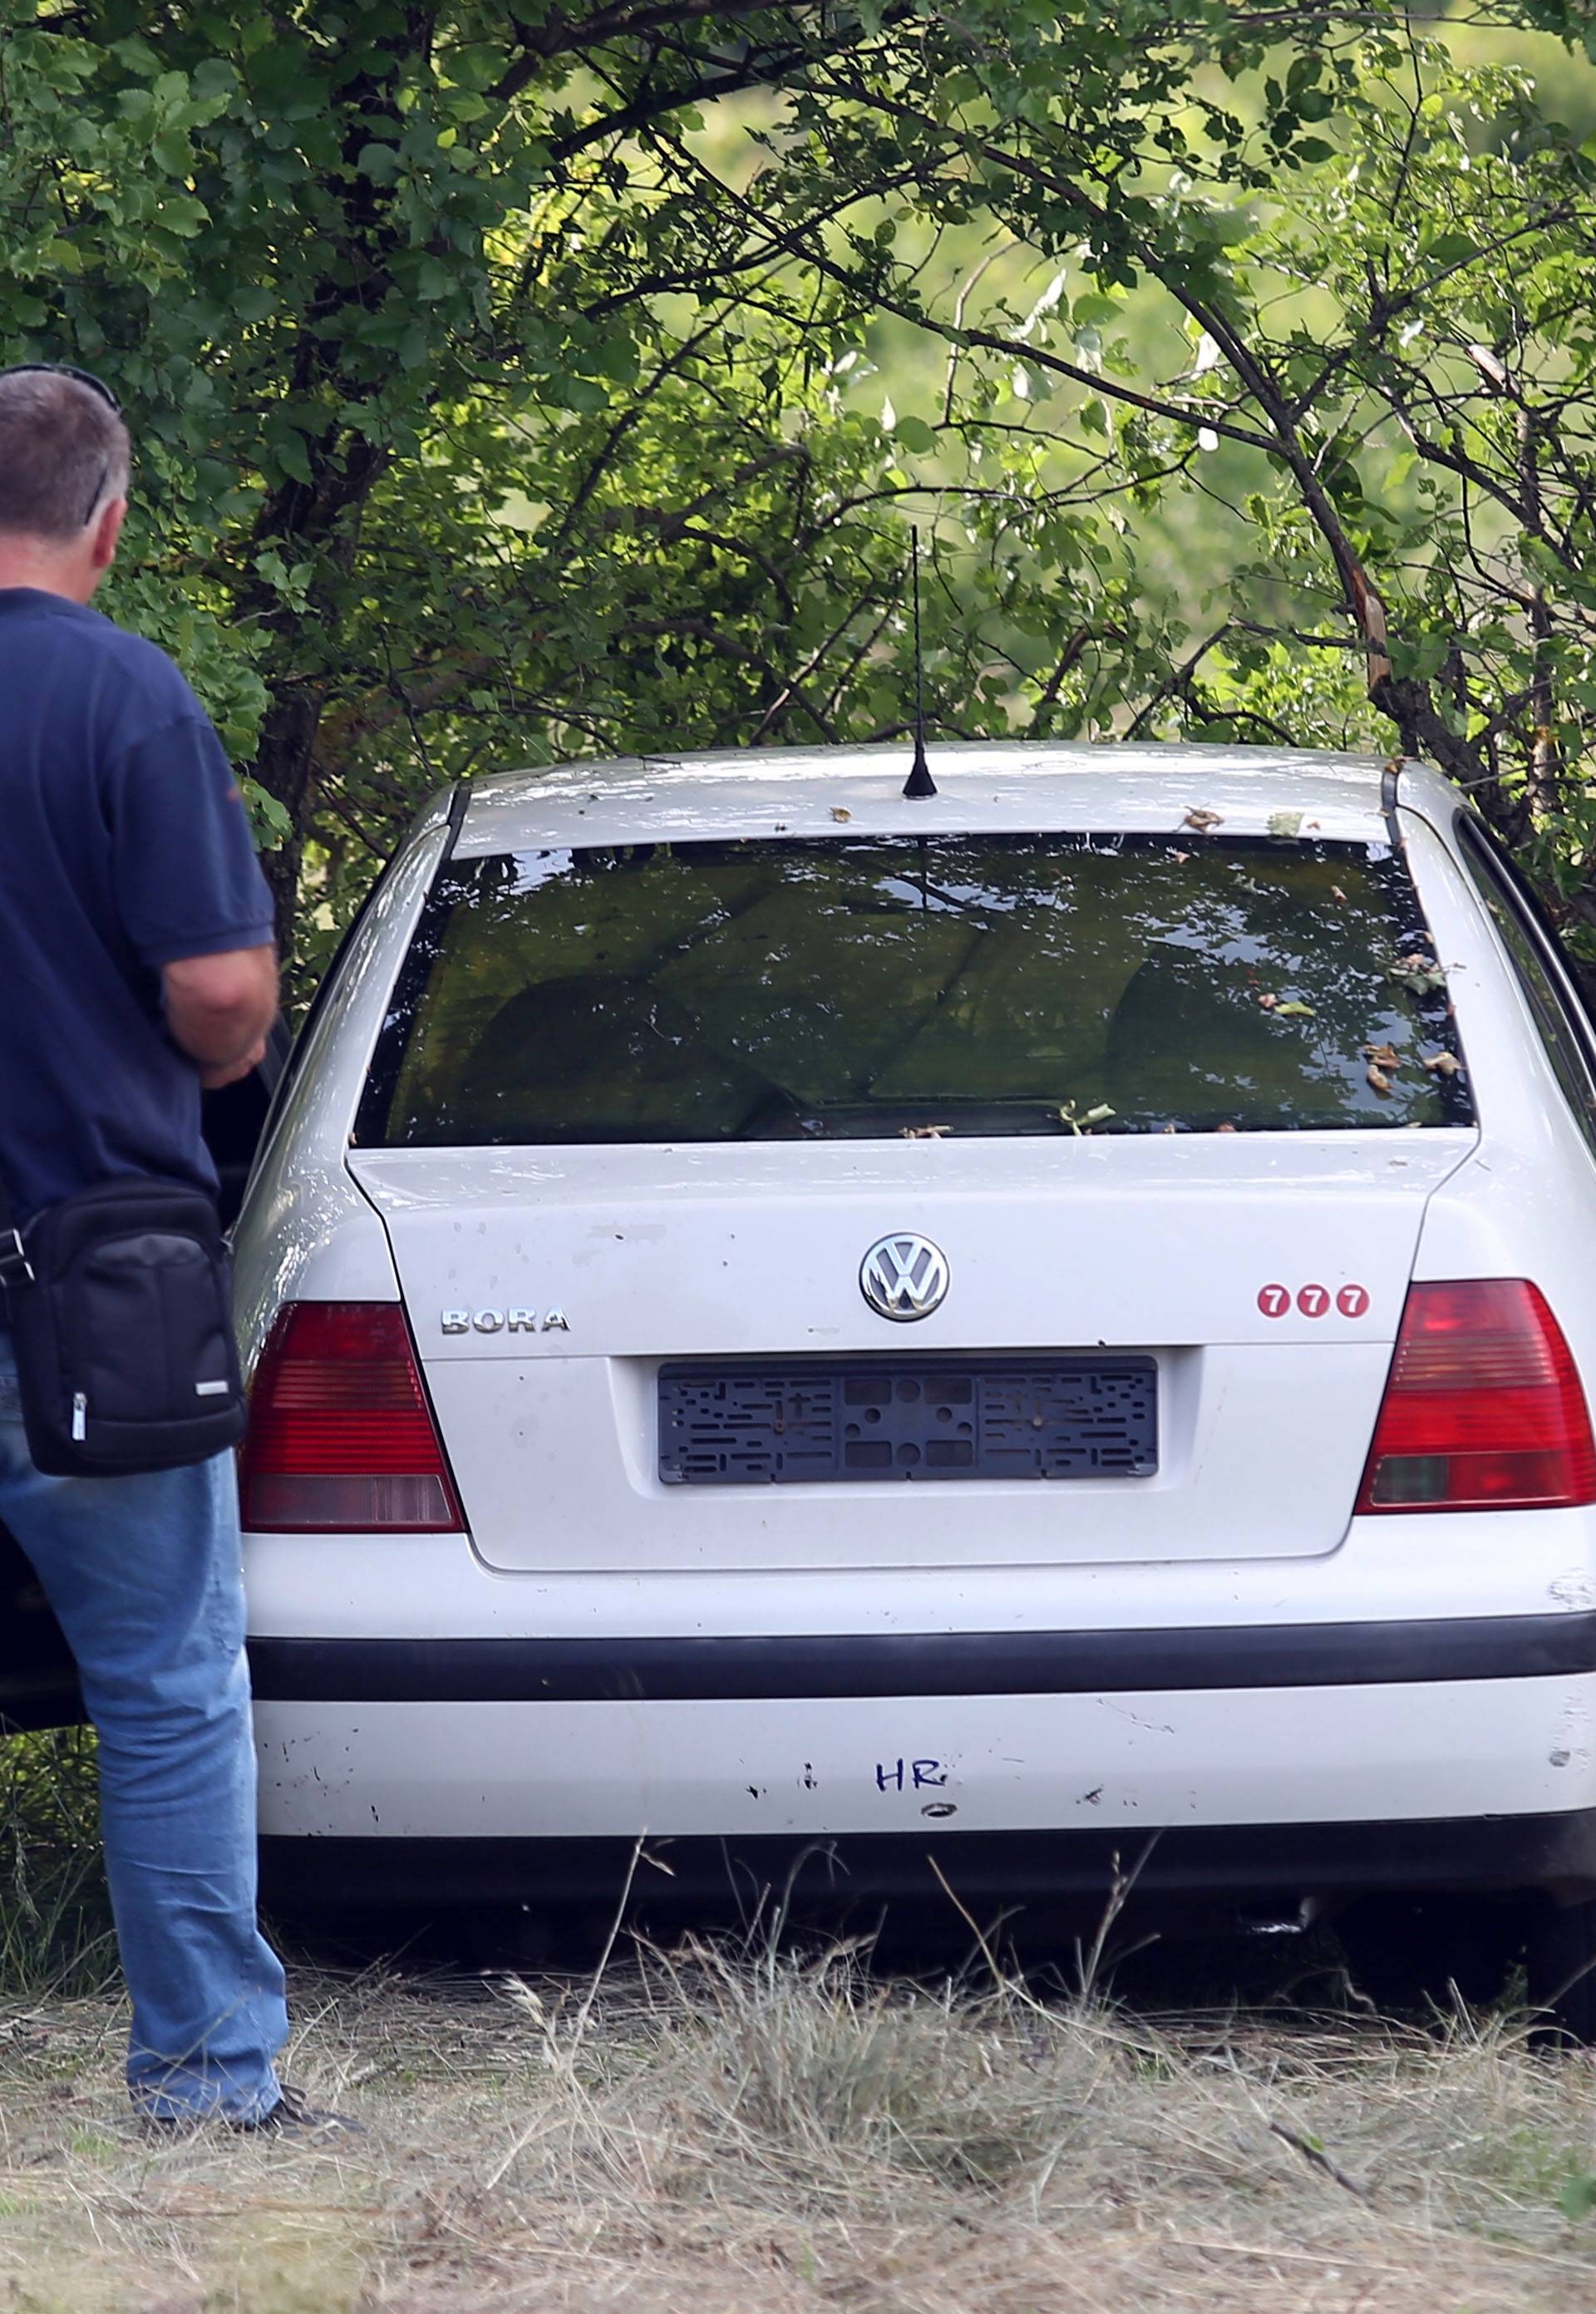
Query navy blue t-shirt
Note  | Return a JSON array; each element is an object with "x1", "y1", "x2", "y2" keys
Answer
[{"x1": 0, "y1": 589, "x2": 275, "y2": 1221}]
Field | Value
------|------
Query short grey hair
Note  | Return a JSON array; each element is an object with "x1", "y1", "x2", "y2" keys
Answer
[{"x1": 0, "y1": 370, "x2": 131, "y2": 540}]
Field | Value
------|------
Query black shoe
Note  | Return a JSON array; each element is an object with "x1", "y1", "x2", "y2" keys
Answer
[
  {"x1": 138, "y1": 2081, "x2": 364, "y2": 2138},
  {"x1": 239, "y1": 2081, "x2": 365, "y2": 2138}
]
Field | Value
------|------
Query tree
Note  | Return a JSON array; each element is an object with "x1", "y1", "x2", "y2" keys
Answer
[
  {"x1": 1, "y1": 2, "x2": 1592, "y2": 974},
  {"x1": 864, "y1": 21, "x2": 1596, "y2": 934}
]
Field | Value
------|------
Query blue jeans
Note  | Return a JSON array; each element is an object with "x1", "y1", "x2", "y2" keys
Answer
[{"x1": 0, "y1": 1335, "x2": 286, "y2": 2121}]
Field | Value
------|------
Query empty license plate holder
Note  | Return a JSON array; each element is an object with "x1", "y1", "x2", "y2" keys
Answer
[{"x1": 658, "y1": 1356, "x2": 1158, "y2": 1486}]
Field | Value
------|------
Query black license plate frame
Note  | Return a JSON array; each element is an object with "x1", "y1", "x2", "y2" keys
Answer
[{"x1": 658, "y1": 1355, "x2": 1158, "y2": 1487}]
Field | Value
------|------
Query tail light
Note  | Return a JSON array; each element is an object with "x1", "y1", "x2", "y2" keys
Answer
[
  {"x1": 1357, "y1": 1280, "x2": 1596, "y2": 1514},
  {"x1": 240, "y1": 1301, "x2": 462, "y2": 1532}
]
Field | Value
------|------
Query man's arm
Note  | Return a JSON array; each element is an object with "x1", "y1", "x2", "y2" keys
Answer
[
  {"x1": 106, "y1": 693, "x2": 280, "y2": 1085},
  {"x1": 162, "y1": 945, "x2": 279, "y2": 1088}
]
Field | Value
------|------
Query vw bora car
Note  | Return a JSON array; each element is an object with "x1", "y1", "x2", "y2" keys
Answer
[{"x1": 9, "y1": 740, "x2": 1596, "y2": 2024}]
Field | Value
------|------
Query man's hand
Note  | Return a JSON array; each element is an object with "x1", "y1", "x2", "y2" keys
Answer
[
  {"x1": 162, "y1": 945, "x2": 279, "y2": 1071},
  {"x1": 197, "y1": 1039, "x2": 268, "y2": 1092}
]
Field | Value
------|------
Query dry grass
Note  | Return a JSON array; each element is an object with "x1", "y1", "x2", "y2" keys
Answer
[{"x1": 3, "y1": 1929, "x2": 1596, "y2": 2313}]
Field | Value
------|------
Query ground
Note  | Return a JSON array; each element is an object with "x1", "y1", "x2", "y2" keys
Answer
[
  {"x1": 7, "y1": 1736, "x2": 1596, "y2": 2312},
  {"x1": 6, "y1": 1941, "x2": 1596, "y2": 2313}
]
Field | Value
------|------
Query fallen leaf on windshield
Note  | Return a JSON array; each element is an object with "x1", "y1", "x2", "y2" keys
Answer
[
  {"x1": 1216, "y1": 1122, "x2": 1238, "y2": 1132},
  {"x1": 1392, "y1": 964, "x2": 1446, "y2": 994},
  {"x1": 1331, "y1": 886, "x2": 1348, "y2": 905},
  {"x1": 1268, "y1": 810, "x2": 1304, "y2": 839},
  {"x1": 1423, "y1": 1051, "x2": 1462, "y2": 1076},
  {"x1": 1362, "y1": 1042, "x2": 1401, "y2": 1068},
  {"x1": 830, "y1": 806, "x2": 852, "y2": 822},
  {"x1": 1258, "y1": 992, "x2": 1278, "y2": 1010},
  {"x1": 1170, "y1": 850, "x2": 1194, "y2": 865},
  {"x1": 1055, "y1": 1101, "x2": 1116, "y2": 1135},
  {"x1": 1275, "y1": 1001, "x2": 1316, "y2": 1019},
  {"x1": 901, "y1": 1124, "x2": 951, "y2": 1138},
  {"x1": 1182, "y1": 807, "x2": 1224, "y2": 833},
  {"x1": 1367, "y1": 1063, "x2": 1393, "y2": 1094}
]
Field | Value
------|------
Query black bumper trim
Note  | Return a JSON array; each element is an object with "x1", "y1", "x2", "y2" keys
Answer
[
  {"x1": 247, "y1": 1610, "x2": 1596, "y2": 1705},
  {"x1": 258, "y1": 1811, "x2": 1596, "y2": 1913}
]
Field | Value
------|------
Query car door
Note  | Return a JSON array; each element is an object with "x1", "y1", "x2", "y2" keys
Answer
[
  {"x1": 0, "y1": 1028, "x2": 290, "y2": 1734},
  {"x1": 0, "y1": 1520, "x2": 81, "y2": 1734},
  {"x1": 1453, "y1": 812, "x2": 1596, "y2": 1142},
  {"x1": 205, "y1": 1014, "x2": 292, "y2": 1231}
]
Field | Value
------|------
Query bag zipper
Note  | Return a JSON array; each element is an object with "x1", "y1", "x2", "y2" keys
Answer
[{"x1": 71, "y1": 1392, "x2": 87, "y2": 1443}]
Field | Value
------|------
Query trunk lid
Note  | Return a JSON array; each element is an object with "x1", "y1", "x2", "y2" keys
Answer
[{"x1": 349, "y1": 1132, "x2": 1472, "y2": 1571}]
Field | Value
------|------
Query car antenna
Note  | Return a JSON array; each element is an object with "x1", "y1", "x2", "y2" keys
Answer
[{"x1": 903, "y1": 531, "x2": 937, "y2": 799}]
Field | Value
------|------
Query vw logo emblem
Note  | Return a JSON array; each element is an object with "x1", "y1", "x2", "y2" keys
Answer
[{"x1": 860, "y1": 1232, "x2": 950, "y2": 1323}]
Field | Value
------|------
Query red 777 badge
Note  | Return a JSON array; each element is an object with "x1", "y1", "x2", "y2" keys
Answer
[{"x1": 1256, "y1": 1283, "x2": 1369, "y2": 1319}]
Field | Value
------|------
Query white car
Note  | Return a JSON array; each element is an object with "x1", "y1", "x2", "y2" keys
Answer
[{"x1": 21, "y1": 739, "x2": 1596, "y2": 2020}]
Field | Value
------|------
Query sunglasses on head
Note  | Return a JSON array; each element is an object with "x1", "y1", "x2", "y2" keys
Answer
[{"x1": 0, "y1": 361, "x2": 124, "y2": 526}]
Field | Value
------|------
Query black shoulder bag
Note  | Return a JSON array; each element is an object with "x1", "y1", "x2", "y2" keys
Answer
[{"x1": 0, "y1": 1173, "x2": 246, "y2": 1477}]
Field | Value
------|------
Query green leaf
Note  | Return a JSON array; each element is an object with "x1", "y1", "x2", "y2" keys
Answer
[
  {"x1": 272, "y1": 430, "x2": 313, "y2": 486},
  {"x1": 892, "y1": 414, "x2": 937, "y2": 453},
  {"x1": 191, "y1": 58, "x2": 238, "y2": 101},
  {"x1": 447, "y1": 42, "x2": 508, "y2": 94},
  {"x1": 240, "y1": 777, "x2": 293, "y2": 845},
  {"x1": 554, "y1": 374, "x2": 609, "y2": 413},
  {"x1": 1185, "y1": 205, "x2": 1253, "y2": 248}
]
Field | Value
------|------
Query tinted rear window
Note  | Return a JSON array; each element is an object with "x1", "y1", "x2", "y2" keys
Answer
[{"x1": 356, "y1": 835, "x2": 1473, "y2": 1146}]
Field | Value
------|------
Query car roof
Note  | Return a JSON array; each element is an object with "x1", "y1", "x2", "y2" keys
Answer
[{"x1": 450, "y1": 740, "x2": 1462, "y2": 856}]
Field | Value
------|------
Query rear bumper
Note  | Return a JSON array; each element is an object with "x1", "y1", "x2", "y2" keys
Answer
[{"x1": 249, "y1": 1628, "x2": 1596, "y2": 1891}]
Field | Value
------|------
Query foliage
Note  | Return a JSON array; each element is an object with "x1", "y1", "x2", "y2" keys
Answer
[
  {"x1": 0, "y1": 1728, "x2": 112, "y2": 1996},
  {"x1": 1, "y1": 3, "x2": 1594, "y2": 971}
]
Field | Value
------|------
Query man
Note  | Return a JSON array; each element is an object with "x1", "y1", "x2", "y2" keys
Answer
[{"x1": 0, "y1": 365, "x2": 321, "y2": 2130}]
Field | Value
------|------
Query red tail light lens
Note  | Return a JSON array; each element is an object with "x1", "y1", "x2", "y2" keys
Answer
[
  {"x1": 240, "y1": 1301, "x2": 462, "y2": 1533},
  {"x1": 1357, "y1": 1280, "x2": 1596, "y2": 1514}
]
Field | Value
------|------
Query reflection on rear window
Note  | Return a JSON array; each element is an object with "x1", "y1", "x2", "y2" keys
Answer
[{"x1": 356, "y1": 835, "x2": 1474, "y2": 1146}]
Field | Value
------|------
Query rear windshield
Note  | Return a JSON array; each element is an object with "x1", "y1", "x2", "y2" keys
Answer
[{"x1": 356, "y1": 834, "x2": 1473, "y2": 1146}]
